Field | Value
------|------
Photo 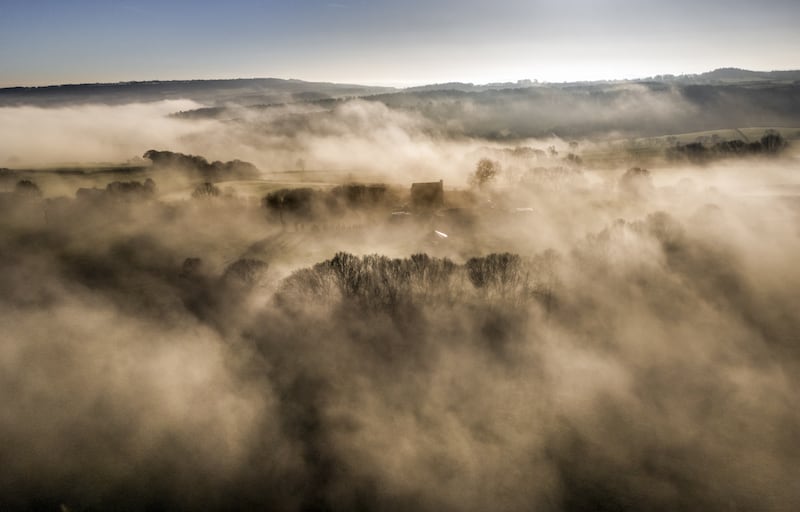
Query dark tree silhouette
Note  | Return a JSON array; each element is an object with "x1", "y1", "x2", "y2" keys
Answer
[
  {"x1": 105, "y1": 180, "x2": 156, "y2": 200},
  {"x1": 14, "y1": 179, "x2": 42, "y2": 197},
  {"x1": 144, "y1": 149, "x2": 259, "y2": 181},
  {"x1": 192, "y1": 182, "x2": 221, "y2": 199},
  {"x1": 760, "y1": 130, "x2": 788, "y2": 153},
  {"x1": 470, "y1": 158, "x2": 499, "y2": 188}
]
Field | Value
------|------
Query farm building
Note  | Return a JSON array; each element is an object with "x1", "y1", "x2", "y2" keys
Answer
[{"x1": 410, "y1": 180, "x2": 444, "y2": 210}]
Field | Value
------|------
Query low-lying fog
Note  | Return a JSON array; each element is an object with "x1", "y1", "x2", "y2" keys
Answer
[
  {"x1": 1, "y1": 100, "x2": 481, "y2": 179},
  {"x1": 1, "y1": 96, "x2": 799, "y2": 511}
]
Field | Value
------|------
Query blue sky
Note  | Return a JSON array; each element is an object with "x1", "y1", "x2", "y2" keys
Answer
[{"x1": 1, "y1": 0, "x2": 799, "y2": 87}]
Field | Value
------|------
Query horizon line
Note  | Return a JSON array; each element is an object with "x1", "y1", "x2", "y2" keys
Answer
[{"x1": 2, "y1": 67, "x2": 800, "y2": 91}]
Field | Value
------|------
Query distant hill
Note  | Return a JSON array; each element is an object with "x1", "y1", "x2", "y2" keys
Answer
[
  {"x1": 640, "y1": 68, "x2": 800, "y2": 85},
  {"x1": 2, "y1": 69, "x2": 798, "y2": 107},
  {"x1": 390, "y1": 69, "x2": 800, "y2": 94},
  {"x1": 174, "y1": 79, "x2": 800, "y2": 140},
  {"x1": 0, "y1": 78, "x2": 397, "y2": 107},
  {"x1": 3, "y1": 70, "x2": 800, "y2": 141},
  {"x1": 405, "y1": 79, "x2": 537, "y2": 93},
  {"x1": 701, "y1": 68, "x2": 771, "y2": 81},
  {"x1": 697, "y1": 68, "x2": 800, "y2": 82}
]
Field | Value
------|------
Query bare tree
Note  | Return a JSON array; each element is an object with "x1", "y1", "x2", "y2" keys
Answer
[{"x1": 470, "y1": 158, "x2": 499, "y2": 189}]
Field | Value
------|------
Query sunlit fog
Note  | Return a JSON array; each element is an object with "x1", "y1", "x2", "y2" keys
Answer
[{"x1": 2, "y1": 1, "x2": 800, "y2": 510}]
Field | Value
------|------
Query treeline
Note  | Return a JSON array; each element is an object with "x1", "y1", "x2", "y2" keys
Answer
[
  {"x1": 277, "y1": 251, "x2": 558, "y2": 315},
  {"x1": 76, "y1": 178, "x2": 157, "y2": 202},
  {"x1": 143, "y1": 149, "x2": 260, "y2": 181},
  {"x1": 0, "y1": 175, "x2": 401, "y2": 236},
  {"x1": 263, "y1": 184, "x2": 395, "y2": 223},
  {"x1": 666, "y1": 130, "x2": 789, "y2": 163}
]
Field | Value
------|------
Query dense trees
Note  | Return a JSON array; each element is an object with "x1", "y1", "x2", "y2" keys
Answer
[
  {"x1": 667, "y1": 130, "x2": 789, "y2": 162},
  {"x1": 262, "y1": 187, "x2": 320, "y2": 224},
  {"x1": 192, "y1": 182, "x2": 222, "y2": 199},
  {"x1": 277, "y1": 251, "x2": 557, "y2": 315},
  {"x1": 75, "y1": 179, "x2": 157, "y2": 202},
  {"x1": 262, "y1": 184, "x2": 395, "y2": 225},
  {"x1": 143, "y1": 149, "x2": 259, "y2": 181},
  {"x1": 106, "y1": 179, "x2": 156, "y2": 198}
]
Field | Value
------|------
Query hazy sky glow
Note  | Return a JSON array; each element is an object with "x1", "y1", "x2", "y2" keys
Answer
[{"x1": 1, "y1": 0, "x2": 799, "y2": 87}]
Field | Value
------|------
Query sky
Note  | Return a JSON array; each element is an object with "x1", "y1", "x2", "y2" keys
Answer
[{"x1": 1, "y1": 0, "x2": 799, "y2": 87}]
